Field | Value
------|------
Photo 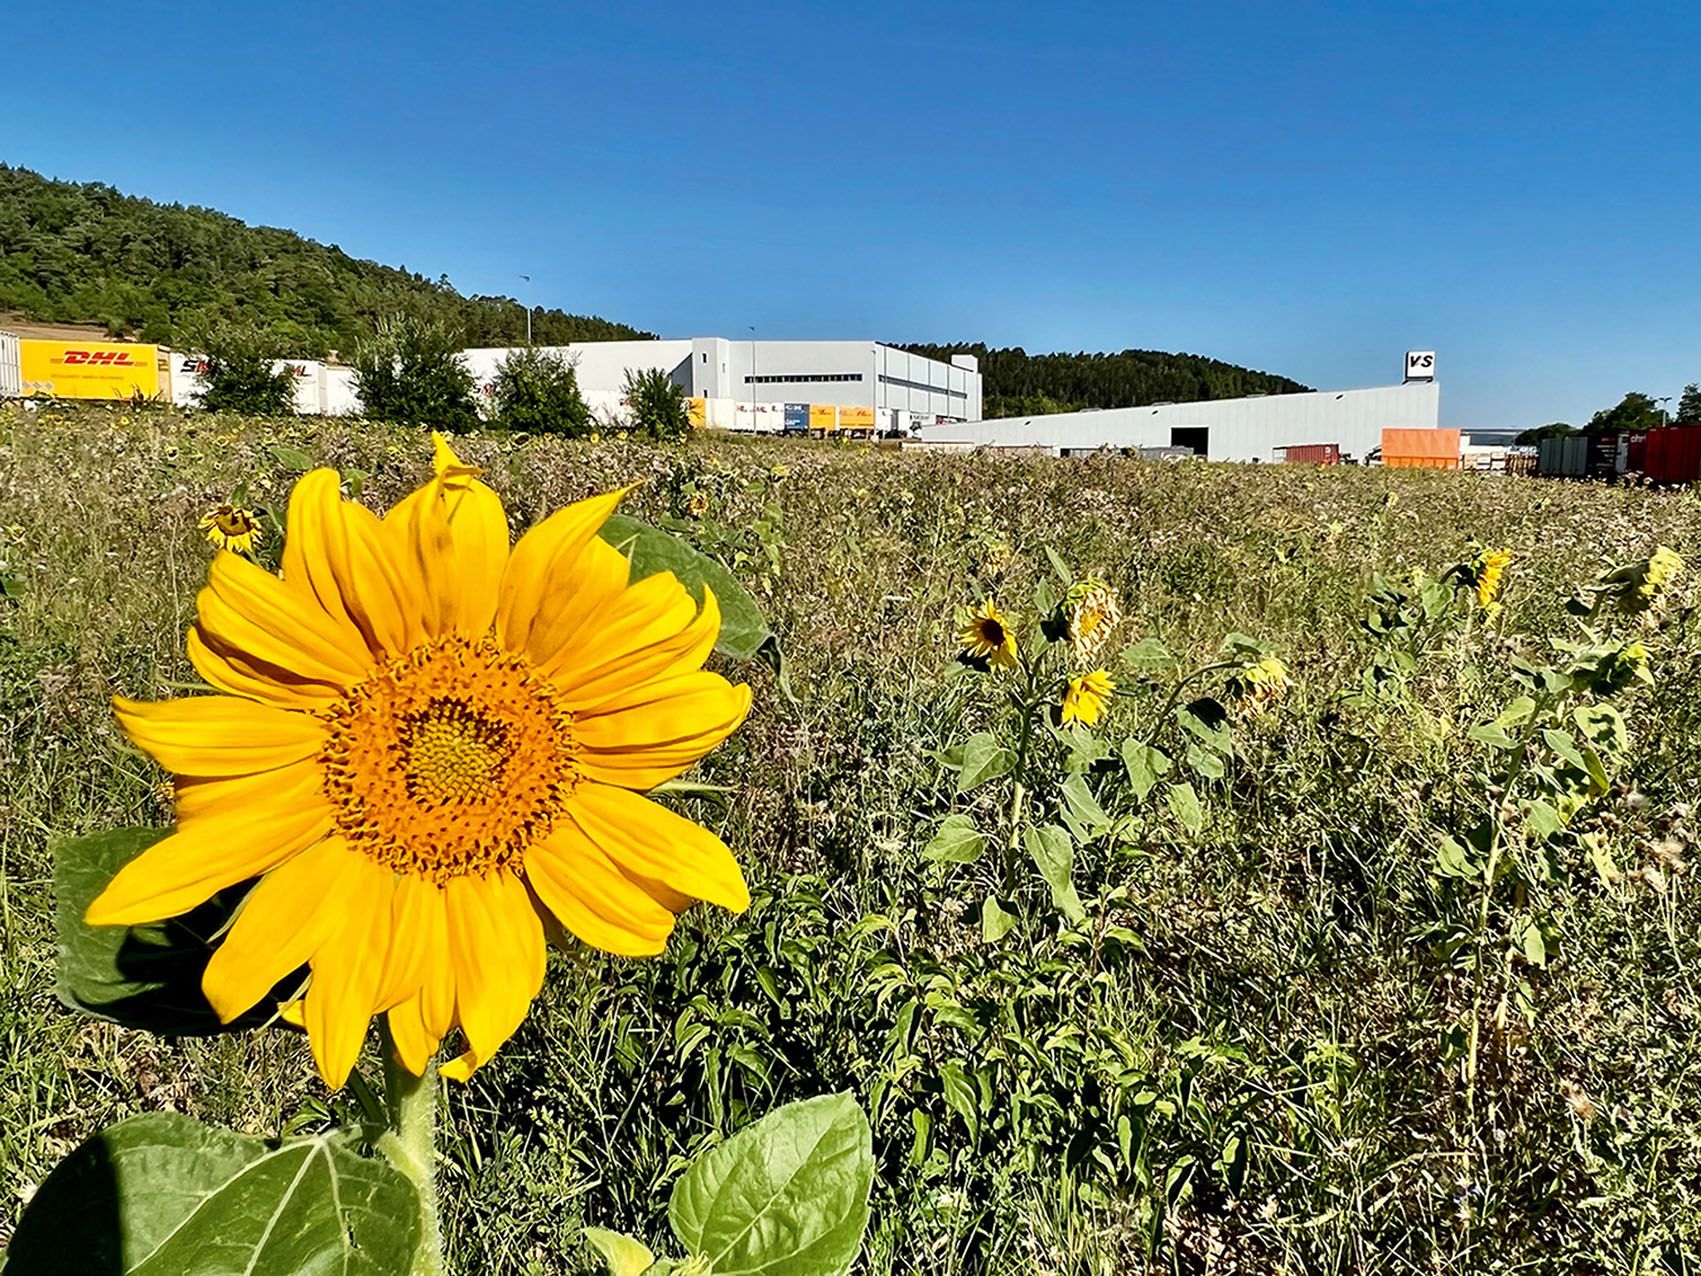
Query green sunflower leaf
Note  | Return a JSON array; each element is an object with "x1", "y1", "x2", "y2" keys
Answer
[
  {"x1": 599, "y1": 512, "x2": 772, "y2": 662},
  {"x1": 53, "y1": 827, "x2": 262, "y2": 1036},
  {"x1": 3, "y1": 1113, "x2": 420, "y2": 1275},
  {"x1": 668, "y1": 1093, "x2": 874, "y2": 1276}
]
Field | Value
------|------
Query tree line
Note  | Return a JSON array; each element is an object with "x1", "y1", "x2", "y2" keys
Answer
[
  {"x1": 897, "y1": 341, "x2": 1310, "y2": 419},
  {"x1": 0, "y1": 164, "x2": 647, "y2": 356},
  {"x1": 1516, "y1": 385, "x2": 1701, "y2": 444}
]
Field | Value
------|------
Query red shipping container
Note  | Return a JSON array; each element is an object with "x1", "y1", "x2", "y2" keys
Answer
[
  {"x1": 1644, "y1": 427, "x2": 1701, "y2": 485},
  {"x1": 1625, "y1": 431, "x2": 1648, "y2": 474},
  {"x1": 1278, "y1": 443, "x2": 1341, "y2": 465}
]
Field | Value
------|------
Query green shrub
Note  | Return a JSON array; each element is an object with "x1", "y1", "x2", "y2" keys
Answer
[
  {"x1": 491, "y1": 346, "x2": 591, "y2": 436},
  {"x1": 184, "y1": 324, "x2": 295, "y2": 416},
  {"x1": 352, "y1": 313, "x2": 479, "y2": 431},
  {"x1": 622, "y1": 366, "x2": 690, "y2": 441}
]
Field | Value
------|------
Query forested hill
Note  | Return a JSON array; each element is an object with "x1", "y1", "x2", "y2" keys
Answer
[
  {"x1": 899, "y1": 342, "x2": 1310, "y2": 419},
  {"x1": 0, "y1": 165, "x2": 649, "y2": 356}
]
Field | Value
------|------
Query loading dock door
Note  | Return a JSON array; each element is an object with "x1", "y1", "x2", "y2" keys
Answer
[{"x1": 1170, "y1": 427, "x2": 1209, "y2": 457}]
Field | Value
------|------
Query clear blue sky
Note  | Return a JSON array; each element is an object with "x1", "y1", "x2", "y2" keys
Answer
[{"x1": 4, "y1": 0, "x2": 1698, "y2": 428}]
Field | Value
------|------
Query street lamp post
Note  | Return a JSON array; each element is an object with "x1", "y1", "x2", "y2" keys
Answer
[
  {"x1": 1656, "y1": 396, "x2": 1673, "y2": 425},
  {"x1": 519, "y1": 275, "x2": 532, "y2": 346},
  {"x1": 748, "y1": 325, "x2": 757, "y2": 432}
]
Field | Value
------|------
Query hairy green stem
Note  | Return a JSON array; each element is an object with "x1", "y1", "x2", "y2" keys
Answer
[{"x1": 379, "y1": 1024, "x2": 445, "y2": 1276}]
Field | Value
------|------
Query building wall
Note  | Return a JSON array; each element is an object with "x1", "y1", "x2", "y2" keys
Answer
[{"x1": 916, "y1": 382, "x2": 1440, "y2": 461}]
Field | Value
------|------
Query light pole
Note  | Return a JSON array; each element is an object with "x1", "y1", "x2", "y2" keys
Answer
[
  {"x1": 1656, "y1": 396, "x2": 1673, "y2": 425},
  {"x1": 519, "y1": 275, "x2": 532, "y2": 346},
  {"x1": 748, "y1": 324, "x2": 757, "y2": 432}
]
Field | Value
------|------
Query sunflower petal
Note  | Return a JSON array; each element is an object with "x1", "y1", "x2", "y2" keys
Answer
[
  {"x1": 564, "y1": 782, "x2": 749, "y2": 914},
  {"x1": 198, "y1": 553, "x2": 371, "y2": 686},
  {"x1": 539, "y1": 575, "x2": 716, "y2": 705},
  {"x1": 526, "y1": 824, "x2": 676, "y2": 956},
  {"x1": 86, "y1": 776, "x2": 333, "y2": 926},
  {"x1": 200, "y1": 837, "x2": 359, "y2": 1023},
  {"x1": 114, "y1": 695, "x2": 327, "y2": 777},
  {"x1": 386, "y1": 993, "x2": 439, "y2": 1076},
  {"x1": 187, "y1": 626, "x2": 344, "y2": 709},
  {"x1": 374, "y1": 874, "x2": 437, "y2": 1012},
  {"x1": 575, "y1": 672, "x2": 751, "y2": 790},
  {"x1": 443, "y1": 871, "x2": 544, "y2": 1070},
  {"x1": 516, "y1": 537, "x2": 634, "y2": 668},
  {"x1": 498, "y1": 488, "x2": 633, "y2": 652},
  {"x1": 280, "y1": 469, "x2": 371, "y2": 647},
  {"x1": 304, "y1": 854, "x2": 392, "y2": 1088}
]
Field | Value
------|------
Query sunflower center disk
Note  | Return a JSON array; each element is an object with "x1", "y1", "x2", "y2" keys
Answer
[{"x1": 321, "y1": 636, "x2": 576, "y2": 882}]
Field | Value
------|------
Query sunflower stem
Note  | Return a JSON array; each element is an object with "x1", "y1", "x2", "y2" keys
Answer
[{"x1": 379, "y1": 1024, "x2": 446, "y2": 1276}]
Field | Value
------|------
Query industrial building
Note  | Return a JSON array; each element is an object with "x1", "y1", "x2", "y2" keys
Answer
[
  {"x1": 918, "y1": 354, "x2": 1442, "y2": 463},
  {"x1": 460, "y1": 338, "x2": 983, "y2": 433}
]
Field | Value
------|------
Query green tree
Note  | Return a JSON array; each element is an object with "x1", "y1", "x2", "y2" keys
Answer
[
  {"x1": 353, "y1": 313, "x2": 479, "y2": 431},
  {"x1": 1514, "y1": 421, "x2": 1576, "y2": 445},
  {"x1": 1676, "y1": 383, "x2": 1701, "y2": 424},
  {"x1": 490, "y1": 346, "x2": 591, "y2": 436},
  {"x1": 184, "y1": 323, "x2": 296, "y2": 415},
  {"x1": 1585, "y1": 392, "x2": 1665, "y2": 435},
  {"x1": 621, "y1": 367, "x2": 690, "y2": 441}
]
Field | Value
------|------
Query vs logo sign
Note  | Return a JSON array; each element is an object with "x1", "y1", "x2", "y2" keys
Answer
[{"x1": 1405, "y1": 350, "x2": 1436, "y2": 380}]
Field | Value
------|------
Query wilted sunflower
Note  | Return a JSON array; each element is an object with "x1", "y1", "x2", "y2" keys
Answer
[
  {"x1": 960, "y1": 600, "x2": 1019, "y2": 669},
  {"x1": 1065, "y1": 577, "x2": 1121, "y2": 661},
  {"x1": 89, "y1": 436, "x2": 752, "y2": 1086},
  {"x1": 1060, "y1": 670, "x2": 1115, "y2": 726},
  {"x1": 1229, "y1": 656, "x2": 1292, "y2": 720},
  {"x1": 1637, "y1": 546, "x2": 1684, "y2": 606},
  {"x1": 200, "y1": 502, "x2": 263, "y2": 553}
]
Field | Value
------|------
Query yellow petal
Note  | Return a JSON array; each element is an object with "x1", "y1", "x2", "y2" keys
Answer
[
  {"x1": 386, "y1": 993, "x2": 439, "y2": 1076},
  {"x1": 497, "y1": 488, "x2": 632, "y2": 652},
  {"x1": 443, "y1": 871, "x2": 544, "y2": 1068},
  {"x1": 279, "y1": 469, "x2": 372, "y2": 651},
  {"x1": 201, "y1": 836, "x2": 360, "y2": 1022},
  {"x1": 114, "y1": 695, "x2": 327, "y2": 777},
  {"x1": 386, "y1": 471, "x2": 510, "y2": 640},
  {"x1": 198, "y1": 553, "x2": 371, "y2": 687},
  {"x1": 331, "y1": 499, "x2": 427, "y2": 659},
  {"x1": 86, "y1": 777, "x2": 333, "y2": 925},
  {"x1": 525, "y1": 824, "x2": 676, "y2": 956},
  {"x1": 170, "y1": 760, "x2": 322, "y2": 825},
  {"x1": 539, "y1": 575, "x2": 716, "y2": 706},
  {"x1": 517, "y1": 536, "x2": 634, "y2": 667},
  {"x1": 373, "y1": 874, "x2": 436, "y2": 1012},
  {"x1": 304, "y1": 854, "x2": 392, "y2": 1088},
  {"x1": 187, "y1": 626, "x2": 343, "y2": 709},
  {"x1": 575, "y1": 672, "x2": 751, "y2": 791},
  {"x1": 564, "y1": 783, "x2": 749, "y2": 914}
]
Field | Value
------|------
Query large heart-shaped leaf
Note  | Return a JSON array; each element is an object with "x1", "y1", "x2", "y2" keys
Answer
[
  {"x1": 3, "y1": 1112, "x2": 420, "y2": 1274},
  {"x1": 668, "y1": 1093, "x2": 873, "y2": 1276},
  {"x1": 599, "y1": 513, "x2": 771, "y2": 662},
  {"x1": 1023, "y1": 824, "x2": 1087, "y2": 924},
  {"x1": 53, "y1": 827, "x2": 260, "y2": 1036}
]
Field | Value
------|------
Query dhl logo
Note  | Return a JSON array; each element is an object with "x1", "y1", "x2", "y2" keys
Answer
[{"x1": 60, "y1": 350, "x2": 146, "y2": 366}]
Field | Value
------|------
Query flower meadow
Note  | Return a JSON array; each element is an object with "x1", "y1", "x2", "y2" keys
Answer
[{"x1": 2, "y1": 404, "x2": 1700, "y2": 1274}]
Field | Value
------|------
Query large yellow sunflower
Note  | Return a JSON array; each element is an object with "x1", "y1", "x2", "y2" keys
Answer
[{"x1": 88, "y1": 436, "x2": 752, "y2": 1086}]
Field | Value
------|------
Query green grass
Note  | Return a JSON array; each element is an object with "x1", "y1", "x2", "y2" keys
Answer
[{"x1": 2, "y1": 403, "x2": 1700, "y2": 1273}]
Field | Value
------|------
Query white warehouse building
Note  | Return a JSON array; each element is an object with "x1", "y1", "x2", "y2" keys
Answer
[
  {"x1": 916, "y1": 377, "x2": 1440, "y2": 463},
  {"x1": 460, "y1": 338, "x2": 983, "y2": 433}
]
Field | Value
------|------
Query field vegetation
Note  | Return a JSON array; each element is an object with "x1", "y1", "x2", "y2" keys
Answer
[{"x1": 2, "y1": 404, "x2": 1699, "y2": 1274}]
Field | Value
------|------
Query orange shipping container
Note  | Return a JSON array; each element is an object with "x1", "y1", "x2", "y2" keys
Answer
[{"x1": 1381, "y1": 427, "x2": 1460, "y2": 470}]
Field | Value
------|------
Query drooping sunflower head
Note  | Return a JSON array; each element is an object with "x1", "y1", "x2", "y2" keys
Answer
[
  {"x1": 90, "y1": 435, "x2": 752, "y2": 1087},
  {"x1": 1060, "y1": 669, "x2": 1116, "y2": 727},
  {"x1": 1634, "y1": 545, "x2": 1685, "y2": 610},
  {"x1": 1064, "y1": 577, "x2": 1121, "y2": 661},
  {"x1": 959, "y1": 600, "x2": 1019, "y2": 670},
  {"x1": 1229, "y1": 655, "x2": 1292, "y2": 720},
  {"x1": 200, "y1": 502, "x2": 262, "y2": 553}
]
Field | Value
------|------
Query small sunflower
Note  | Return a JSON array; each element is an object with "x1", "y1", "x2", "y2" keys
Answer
[
  {"x1": 1065, "y1": 577, "x2": 1121, "y2": 661},
  {"x1": 200, "y1": 502, "x2": 263, "y2": 553},
  {"x1": 1639, "y1": 546, "x2": 1685, "y2": 604},
  {"x1": 90, "y1": 436, "x2": 752, "y2": 1087},
  {"x1": 1473, "y1": 548, "x2": 1514, "y2": 609},
  {"x1": 960, "y1": 600, "x2": 1019, "y2": 670},
  {"x1": 1060, "y1": 669, "x2": 1116, "y2": 726}
]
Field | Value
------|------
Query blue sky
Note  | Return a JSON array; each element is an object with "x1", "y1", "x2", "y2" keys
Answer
[{"x1": 4, "y1": 0, "x2": 1698, "y2": 428}]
